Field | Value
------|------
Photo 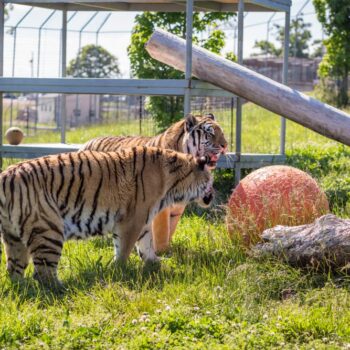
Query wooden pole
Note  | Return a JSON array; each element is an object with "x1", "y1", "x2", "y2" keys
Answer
[{"x1": 146, "y1": 29, "x2": 350, "y2": 146}]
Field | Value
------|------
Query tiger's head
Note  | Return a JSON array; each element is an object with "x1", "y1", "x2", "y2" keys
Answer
[
  {"x1": 182, "y1": 113, "x2": 227, "y2": 168},
  {"x1": 162, "y1": 150, "x2": 214, "y2": 209}
]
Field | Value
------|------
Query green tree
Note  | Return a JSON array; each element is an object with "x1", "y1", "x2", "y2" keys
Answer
[
  {"x1": 252, "y1": 17, "x2": 312, "y2": 58},
  {"x1": 225, "y1": 52, "x2": 237, "y2": 62},
  {"x1": 310, "y1": 39, "x2": 324, "y2": 58},
  {"x1": 275, "y1": 17, "x2": 312, "y2": 58},
  {"x1": 313, "y1": 0, "x2": 350, "y2": 107},
  {"x1": 252, "y1": 40, "x2": 281, "y2": 57},
  {"x1": 67, "y1": 44, "x2": 120, "y2": 78},
  {"x1": 128, "y1": 12, "x2": 234, "y2": 129}
]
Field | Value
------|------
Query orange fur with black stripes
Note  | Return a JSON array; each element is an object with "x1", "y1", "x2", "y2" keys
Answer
[
  {"x1": 0, "y1": 147, "x2": 213, "y2": 286},
  {"x1": 81, "y1": 114, "x2": 227, "y2": 252}
]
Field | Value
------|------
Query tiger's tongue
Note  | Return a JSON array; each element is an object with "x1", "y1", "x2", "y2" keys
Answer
[{"x1": 210, "y1": 154, "x2": 219, "y2": 162}]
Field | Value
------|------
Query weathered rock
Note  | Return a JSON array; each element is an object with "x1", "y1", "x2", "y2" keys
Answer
[{"x1": 253, "y1": 214, "x2": 350, "y2": 269}]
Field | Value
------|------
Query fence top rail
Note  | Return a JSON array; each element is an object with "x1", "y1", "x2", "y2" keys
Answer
[
  {"x1": 5, "y1": 0, "x2": 291, "y2": 12},
  {"x1": 0, "y1": 77, "x2": 235, "y2": 97}
]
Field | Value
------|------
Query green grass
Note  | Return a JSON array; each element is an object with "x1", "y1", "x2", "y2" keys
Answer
[
  {"x1": 2, "y1": 216, "x2": 350, "y2": 349},
  {"x1": 1, "y1": 100, "x2": 350, "y2": 348}
]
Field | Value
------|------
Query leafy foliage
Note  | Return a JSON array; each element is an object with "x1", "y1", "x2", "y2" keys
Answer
[
  {"x1": 310, "y1": 39, "x2": 324, "y2": 58},
  {"x1": 313, "y1": 0, "x2": 350, "y2": 106},
  {"x1": 252, "y1": 40, "x2": 281, "y2": 57},
  {"x1": 253, "y1": 17, "x2": 313, "y2": 58},
  {"x1": 128, "y1": 12, "x2": 234, "y2": 129},
  {"x1": 67, "y1": 44, "x2": 120, "y2": 78},
  {"x1": 287, "y1": 144, "x2": 350, "y2": 213}
]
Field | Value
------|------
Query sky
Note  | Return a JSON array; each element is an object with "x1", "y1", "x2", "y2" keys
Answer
[{"x1": 3, "y1": 0, "x2": 323, "y2": 78}]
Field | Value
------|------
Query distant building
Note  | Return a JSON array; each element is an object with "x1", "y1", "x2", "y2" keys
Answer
[
  {"x1": 37, "y1": 94, "x2": 101, "y2": 126},
  {"x1": 243, "y1": 57, "x2": 321, "y2": 91}
]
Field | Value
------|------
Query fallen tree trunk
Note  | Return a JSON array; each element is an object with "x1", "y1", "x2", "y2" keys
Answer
[
  {"x1": 253, "y1": 214, "x2": 350, "y2": 269},
  {"x1": 146, "y1": 29, "x2": 350, "y2": 146}
]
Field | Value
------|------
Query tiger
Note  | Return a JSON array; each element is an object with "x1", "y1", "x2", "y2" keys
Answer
[
  {"x1": 0, "y1": 147, "x2": 213, "y2": 286},
  {"x1": 81, "y1": 113, "x2": 227, "y2": 252}
]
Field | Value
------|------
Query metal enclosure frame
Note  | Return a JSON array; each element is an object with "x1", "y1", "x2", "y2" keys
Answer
[{"x1": 0, "y1": 0, "x2": 291, "y2": 181}]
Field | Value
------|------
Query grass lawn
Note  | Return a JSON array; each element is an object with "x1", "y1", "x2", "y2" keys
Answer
[
  {"x1": 1, "y1": 217, "x2": 350, "y2": 349},
  {"x1": 0, "y1": 100, "x2": 350, "y2": 348}
]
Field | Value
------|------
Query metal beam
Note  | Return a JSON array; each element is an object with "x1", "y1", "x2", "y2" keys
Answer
[
  {"x1": 4, "y1": 1, "x2": 291, "y2": 12},
  {"x1": 0, "y1": 143, "x2": 80, "y2": 158},
  {"x1": 0, "y1": 143, "x2": 286, "y2": 169},
  {"x1": 60, "y1": 8, "x2": 67, "y2": 143},
  {"x1": 184, "y1": 0, "x2": 193, "y2": 115},
  {"x1": 235, "y1": 0, "x2": 244, "y2": 184},
  {"x1": 10, "y1": 6, "x2": 34, "y2": 126},
  {"x1": 280, "y1": 9, "x2": 290, "y2": 155},
  {"x1": 0, "y1": 78, "x2": 237, "y2": 97},
  {"x1": 11, "y1": 6, "x2": 34, "y2": 75},
  {"x1": 96, "y1": 12, "x2": 111, "y2": 45},
  {"x1": 266, "y1": 12, "x2": 276, "y2": 58},
  {"x1": 0, "y1": 0, "x2": 4, "y2": 169},
  {"x1": 37, "y1": 10, "x2": 56, "y2": 77},
  {"x1": 78, "y1": 10, "x2": 98, "y2": 48},
  {"x1": 216, "y1": 153, "x2": 286, "y2": 169},
  {"x1": 293, "y1": 0, "x2": 311, "y2": 57}
]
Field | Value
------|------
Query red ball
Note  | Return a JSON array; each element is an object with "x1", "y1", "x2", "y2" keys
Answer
[{"x1": 226, "y1": 165, "x2": 329, "y2": 246}]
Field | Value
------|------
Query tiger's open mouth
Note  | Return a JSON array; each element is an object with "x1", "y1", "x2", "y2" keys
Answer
[
  {"x1": 205, "y1": 145, "x2": 227, "y2": 169},
  {"x1": 206, "y1": 151, "x2": 223, "y2": 169}
]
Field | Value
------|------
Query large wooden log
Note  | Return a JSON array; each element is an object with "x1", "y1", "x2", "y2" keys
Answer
[
  {"x1": 146, "y1": 29, "x2": 350, "y2": 146},
  {"x1": 253, "y1": 214, "x2": 350, "y2": 269}
]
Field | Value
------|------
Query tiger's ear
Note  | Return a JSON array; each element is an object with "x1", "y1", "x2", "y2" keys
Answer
[
  {"x1": 185, "y1": 114, "x2": 197, "y2": 132},
  {"x1": 204, "y1": 113, "x2": 216, "y2": 121},
  {"x1": 196, "y1": 156, "x2": 210, "y2": 170}
]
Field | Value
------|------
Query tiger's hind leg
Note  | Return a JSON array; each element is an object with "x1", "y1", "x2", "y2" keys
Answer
[
  {"x1": 2, "y1": 233, "x2": 30, "y2": 278},
  {"x1": 152, "y1": 208, "x2": 171, "y2": 253},
  {"x1": 152, "y1": 205, "x2": 185, "y2": 253},
  {"x1": 27, "y1": 219, "x2": 64, "y2": 287},
  {"x1": 168, "y1": 204, "x2": 185, "y2": 240}
]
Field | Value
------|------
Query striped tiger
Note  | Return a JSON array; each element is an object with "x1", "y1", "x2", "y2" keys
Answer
[
  {"x1": 81, "y1": 113, "x2": 227, "y2": 252},
  {"x1": 0, "y1": 147, "x2": 213, "y2": 286}
]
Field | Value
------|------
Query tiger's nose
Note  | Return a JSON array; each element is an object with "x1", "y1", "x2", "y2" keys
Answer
[{"x1": 221, "y1": 144, "x2": 228, "y2": 154}]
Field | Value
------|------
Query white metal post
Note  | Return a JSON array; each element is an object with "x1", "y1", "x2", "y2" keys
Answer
[
  {"x1": 280, "y1": 9, "x2": 290, "y2": 155},
  {"x1": 10, "y1": 7, "x2": 33, "y2": 126},
  {"x1": 184, "y1": 0, "x2": 193, "y2": 115},
  {"x1": 266, "y1": 12, "x2": 276, "y2": 61},
  {"x1": 235, "y1": 0, "x2": 244, "y2": 185},
  {"x1": 0, "y1": 1, "x2": 4, "y2": 169},
  {"x1": 95, "y1": 13, "x2": 111, "y2": 121},
  {"x1": 60, "y1": 8, "x2": 67, "y2": 143}
]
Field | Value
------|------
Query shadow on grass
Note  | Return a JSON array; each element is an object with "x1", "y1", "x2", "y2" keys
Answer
[
  {"x1": 3, "y1": 239, "x2": 350, "y2": 306},
  {"x1": 0, "y1": 240, "x2": 246, "y2": 303}
]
